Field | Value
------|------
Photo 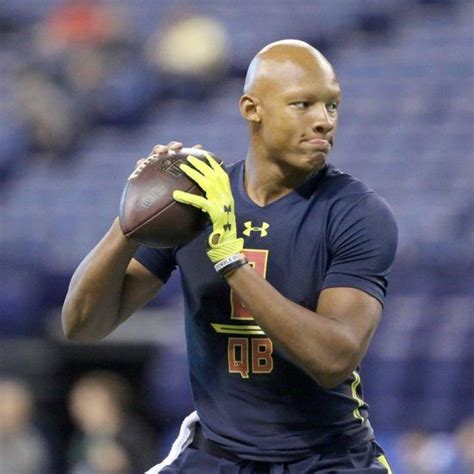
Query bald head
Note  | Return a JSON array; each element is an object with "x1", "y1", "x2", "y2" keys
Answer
[{"x1": 243, "y1": 40, "x2": 337, "y2": 95}]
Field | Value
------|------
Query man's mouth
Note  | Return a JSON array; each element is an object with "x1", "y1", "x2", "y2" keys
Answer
[{"x1": 305, "y1": 138, "x2": 331, "y2": 152}]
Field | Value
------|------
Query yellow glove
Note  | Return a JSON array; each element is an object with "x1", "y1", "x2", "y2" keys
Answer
[{"x1": 173, "y1": 152, "x2": 246, "y2": 275}]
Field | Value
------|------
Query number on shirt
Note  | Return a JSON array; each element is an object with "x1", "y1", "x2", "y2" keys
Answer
[
  {"x1": 231, "y1": 249, "x2": 268, "y2": 320},
  {"x1": 228, "y1": 249, "x2": 273, "y2": 378}
]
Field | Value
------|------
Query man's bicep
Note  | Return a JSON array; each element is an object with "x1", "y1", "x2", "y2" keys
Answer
[
  {"x1": 118, "y1": 258, "x2": 165, "y2": 322},
  {"x1": 316, "y1": 287, "x2": 382, "y2": 357}
]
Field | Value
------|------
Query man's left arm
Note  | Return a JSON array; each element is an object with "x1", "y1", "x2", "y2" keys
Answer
[
  {"x1": 225, "y1": 267, "x2": 382, "y2": 389},
  {"x1": 226, "y1": 192, "x2": 398, "y2": 389}
]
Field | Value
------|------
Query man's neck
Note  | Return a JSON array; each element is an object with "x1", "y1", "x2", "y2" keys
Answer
[{"x1": 243, "y1": 150, "x2": 311, "y2": 207}]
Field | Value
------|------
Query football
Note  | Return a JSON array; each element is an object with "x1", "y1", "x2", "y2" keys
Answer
[{"x1": 119, "y1": 147, "x2": 221, "y2": 248}]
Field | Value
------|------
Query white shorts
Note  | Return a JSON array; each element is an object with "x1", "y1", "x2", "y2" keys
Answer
[{"x1": 145, "y1": 411, "x2": 200, "y2": 474}]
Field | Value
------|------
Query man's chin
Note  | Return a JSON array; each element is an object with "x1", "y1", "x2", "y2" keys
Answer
[{"x1": 306, "y1": 151, "x2": 327, "y2": 171}]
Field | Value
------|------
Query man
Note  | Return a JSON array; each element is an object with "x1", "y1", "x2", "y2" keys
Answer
[
  {"x1": 62, "y1": 40, "x2": 397, "y2": 473},
  {"x1": 67, "y1": 371, "x2": 157, "y2": 474}
]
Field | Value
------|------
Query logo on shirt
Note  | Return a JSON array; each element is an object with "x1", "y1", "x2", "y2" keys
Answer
[{"x1": 243, "y1": 221, "x2": 270, "y2": 237}]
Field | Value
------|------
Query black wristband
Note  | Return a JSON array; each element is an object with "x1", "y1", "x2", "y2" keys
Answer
[{"x1": 214, "y1": 254, "x2": 248, "y2": 278}]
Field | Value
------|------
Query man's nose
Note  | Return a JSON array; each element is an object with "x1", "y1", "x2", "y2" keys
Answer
[{"x1": 311, "y1": 104, "x2": 334, "y2": 134}]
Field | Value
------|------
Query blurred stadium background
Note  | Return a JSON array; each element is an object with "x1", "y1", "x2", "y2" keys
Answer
[{"x1": 0, "y1": 0, "x2": 473, "y2": 473}]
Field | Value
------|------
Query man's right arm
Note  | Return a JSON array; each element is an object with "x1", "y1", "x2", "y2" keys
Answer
[{"x1": 61, "y1": 217, "x2": 163, "y2": 342}]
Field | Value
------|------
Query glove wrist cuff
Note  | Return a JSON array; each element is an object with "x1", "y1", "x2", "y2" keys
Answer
[
  {"x1": 214, "y1": 253, "x2": 248, "y2": 278},
  {"x1": 207, "y1": 238, "x2": 244, "y2": 263}
]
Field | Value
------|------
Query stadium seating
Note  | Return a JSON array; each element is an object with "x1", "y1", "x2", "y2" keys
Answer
[{"x1": 0, "y1": 0, "x2": 472, "y2": 436}]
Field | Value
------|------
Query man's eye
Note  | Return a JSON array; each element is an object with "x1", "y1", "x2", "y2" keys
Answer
[
  {"x1": 291, "y1": 101, "x2": 310, "y2": 109},
  {"x1": 326, "y1": 102, "x2": 339, "y2": 113}
]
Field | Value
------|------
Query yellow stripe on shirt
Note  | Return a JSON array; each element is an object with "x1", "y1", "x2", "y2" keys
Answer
[
  {"x1": 351, "y1": 371, "x2": 365, "y2": 423},
  {"x1": 377, "y1": 454, "x2": 393, "y2": 473}
]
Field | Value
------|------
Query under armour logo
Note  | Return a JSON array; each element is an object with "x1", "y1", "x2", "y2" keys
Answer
[
  {"x1": 243, "y1": 221, "x2": 270, "y2": 237},
  {"x1": 224, "y1": 205, "x2": 232, "y2": 213}
]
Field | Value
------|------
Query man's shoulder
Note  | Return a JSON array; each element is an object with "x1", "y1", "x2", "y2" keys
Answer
[
  {"x1": 321, "y1": 164, "x2": 373, "y2": 199},
  {"x1": 320, "y1": 164, "x2": 395, "y2": 221}
]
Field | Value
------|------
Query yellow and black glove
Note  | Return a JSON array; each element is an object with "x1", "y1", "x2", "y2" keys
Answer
[{"x1": 173, "y1": 152, "x2": 247, "y2": 277}]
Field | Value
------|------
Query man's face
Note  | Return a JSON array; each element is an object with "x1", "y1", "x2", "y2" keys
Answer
[
  {"x1": 69, "y1": 384, "x2": 117, "y2": 433},
  {"x1": 256, "y1": 60, "x2": 341, "y2": 173}
]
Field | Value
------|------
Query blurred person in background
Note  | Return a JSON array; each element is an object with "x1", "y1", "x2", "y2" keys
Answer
[
  {"x1": 8, "y1": 0, "x2": 124, "y2": 157},
  {"x1": 12, "y1": 0, "x2": 155, "y2": 153},
  {"x1": 0, "y1": 378, "x2": 51, "y2": 474},
  {"x1": 396, "y1": 430, "x2": 460, "y2": 473},
  {"x1": 36, "y1": 0, "x2": 127, "y2": 53},
  {"x1": 67, "y1": 370, "x2": 157, "y2": 474},
  {"x1": 62, "y1": 39, "x2": 397, "y2": 473},
  {"x1": 396, "y1": 420, "x2": 474, "y2": 474},
  {"x1": 13, "y1": 67, "x2": 86, "y2": 156},
  {"x1": 70, "y1": 437, "x2": 133, "y2": 474},
  {"x1": 145, "y1": 9, "x2": 230, "y2": 100}
]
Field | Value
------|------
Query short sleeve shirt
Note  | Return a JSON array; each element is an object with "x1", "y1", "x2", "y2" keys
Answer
[{"x1": 134, "y1": 161, "x2": 398, "y2": 462}]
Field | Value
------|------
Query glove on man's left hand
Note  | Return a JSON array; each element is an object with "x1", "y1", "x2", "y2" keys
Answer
[{"x1": 173, "y1": 152, "x2": 244, "y2": 264}]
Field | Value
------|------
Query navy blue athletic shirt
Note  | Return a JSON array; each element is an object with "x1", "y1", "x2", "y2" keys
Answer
[{"x1": 134, "y1": 161, "x2": 398, "y2": 462}]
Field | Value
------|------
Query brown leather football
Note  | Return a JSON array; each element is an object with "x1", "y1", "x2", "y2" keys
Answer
[{"x1": 119, "y1": 148, "x2": 221, "y2": 248}]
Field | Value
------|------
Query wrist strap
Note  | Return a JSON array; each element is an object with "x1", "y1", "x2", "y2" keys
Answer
[{"x1": 214, "y1": 253, "x2": 248, "y2": 277}]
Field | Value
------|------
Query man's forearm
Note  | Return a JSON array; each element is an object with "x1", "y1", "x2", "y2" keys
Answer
[
  {"x1": 62, "y1": 218, "x2": 139, "y2": 341},
  {"x1": 225, "y1": 264, "x2": 360, "y2": 388}
]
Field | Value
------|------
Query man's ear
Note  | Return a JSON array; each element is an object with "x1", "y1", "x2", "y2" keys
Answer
[{"x1": 239, "y1": 95, "x2": 261, "y2": 123}]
